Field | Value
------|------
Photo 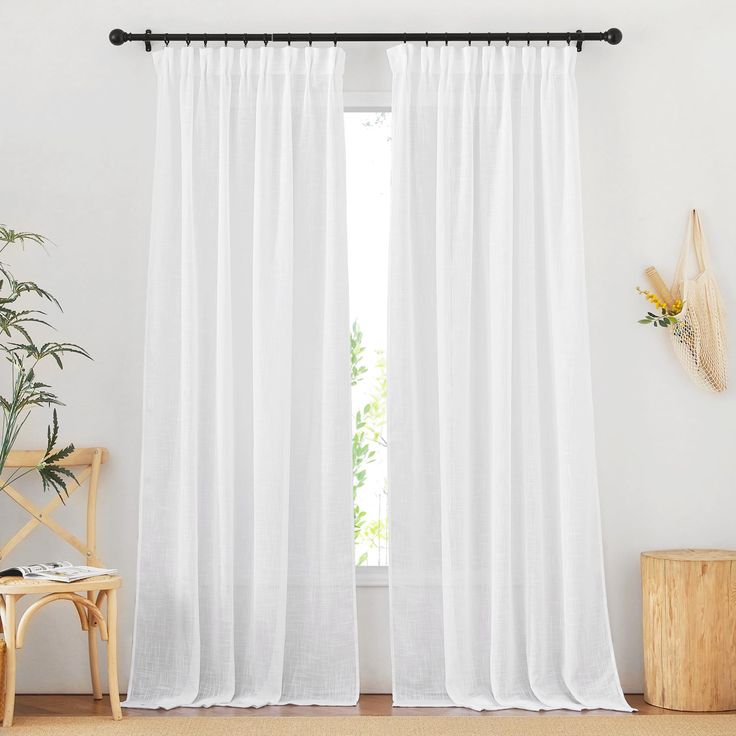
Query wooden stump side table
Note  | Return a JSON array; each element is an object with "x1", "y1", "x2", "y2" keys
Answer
[
  {"x1": 0, "y1": 638, "x2": 4, "y2": 715},
  {"x1": 641, "y1": 549, "x2": 736, "y2": 711}
]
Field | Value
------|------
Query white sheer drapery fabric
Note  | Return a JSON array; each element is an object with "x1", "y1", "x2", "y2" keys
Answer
[
  {"x1": 387, "y1": 44, "x2": 630, "y2": 712},
  {"x1": 125, "y1": 46, "x2": 358, "y2": 708}
]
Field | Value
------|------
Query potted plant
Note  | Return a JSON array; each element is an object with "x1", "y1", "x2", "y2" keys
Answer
[{"x1": 0, "y1": 225, "x2": 90, "y2": 499}]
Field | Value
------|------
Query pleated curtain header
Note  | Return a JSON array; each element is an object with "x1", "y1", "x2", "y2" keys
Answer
[
  {"x1": 387, "y1": 44, "x2": 577, "y2": 77},
  {"x1": 152, "y1": 45, "x2": 346, "y2": 78},
  {"x1": 150, "y1": 45, "x2": 575, "y2": 80}
]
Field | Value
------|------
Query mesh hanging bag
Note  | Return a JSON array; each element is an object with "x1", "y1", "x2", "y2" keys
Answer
[{"x1": 669, "y1": 210, "x2": 728, "y2": 392}]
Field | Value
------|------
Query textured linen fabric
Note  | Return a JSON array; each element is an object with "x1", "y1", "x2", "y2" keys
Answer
[
  {"x1": 125, "y1": 46, "x2": 358, "y2": 708},
  {"x1": 387, "y1": 44, "x2": 631, "y2": 712}
]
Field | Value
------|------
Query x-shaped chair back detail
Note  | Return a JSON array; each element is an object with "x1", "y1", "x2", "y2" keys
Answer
[{"x1": 0, "y1": 448, "x2": 108, "y2": 567}]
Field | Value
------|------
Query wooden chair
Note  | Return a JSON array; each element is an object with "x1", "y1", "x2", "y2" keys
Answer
[{"x1": 0, "y1": 448, "x2": 121, "y2": 727}]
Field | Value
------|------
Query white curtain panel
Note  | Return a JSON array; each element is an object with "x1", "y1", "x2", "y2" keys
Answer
[
  {"x1": 125, "y1": 46, "x2": 358, "y2": 708},
  {"x1": 387, "y1": 44, "x2": 631, "y2": 712}
]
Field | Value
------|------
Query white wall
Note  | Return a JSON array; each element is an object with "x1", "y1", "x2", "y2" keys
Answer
[{"x1": 0, "y1": 0, "x2": 734, "y2": 696}]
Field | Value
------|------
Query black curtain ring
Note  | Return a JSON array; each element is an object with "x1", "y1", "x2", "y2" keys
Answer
[
  {"x1": 425, "y1": 32, "x2": 429, "y2": 46},
  {"x1": 334, "y1": 33, "x2": 338, "y2": 47},
  {"x1": 224, "y1": 33, "x2": 228, "y2": 47},
  {"x1": 444, "y1": 32, "x2": 448, "y2": 46},
  {"x1": 263, "y1": 33, "x2": 269, "y2": 46},
  {"x1": 487, "y1": 32, "x2": 491, "y2": 46},
  {"x1": 287, "y1": 33, "x2": 291, "y2": 46},
  {"x1": 164, "y1": 33, "x2": 170, "y2": 47},
  {"x1": 468, "y1": 32, "x2": 472, "y2": 46},
  {"x1": 403, "y1": 32, "x2": 407, "y2": 44},
  {"x1": 203, "y1": 33, "x2": 208, "y2": 47},
  {"x1": 185, "y1": 33, "x2": 191, "y2": 47},
  {"x1": 527, "y1": 32, "x2": 531, "y2": 46},
  {"x1": 566, "y1": 33, "x2": 571, "y2": 46},
  {"x1": 308, "y1": 33, "x2": 313, "y2": 47},
  {"x1": 243, "y1": 35, "x2": 249, "y2": 47},
  {"x1": 505, "y1": 33, "x2": 510, "y2": 46},
  {"x1": 546, "y1": 32, "x2": 550, "y2": 46}
]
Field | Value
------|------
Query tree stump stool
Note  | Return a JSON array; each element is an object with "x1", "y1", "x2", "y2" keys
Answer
[
  {"x1": 0, "y1": 638, "x2": 5, "y2": 715},
  {"x1": 641, "y1": 549, "x2": 736, "y2": 711}
]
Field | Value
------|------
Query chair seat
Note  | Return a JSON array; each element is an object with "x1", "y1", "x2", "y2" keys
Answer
[{"x1": 0, "y1": 574, "x2": 121, "y2": 595}]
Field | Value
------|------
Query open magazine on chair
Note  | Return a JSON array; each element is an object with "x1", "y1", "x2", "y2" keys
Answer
[{"x1": 0, "y1": 560, "x2": 117, "y2": 583}]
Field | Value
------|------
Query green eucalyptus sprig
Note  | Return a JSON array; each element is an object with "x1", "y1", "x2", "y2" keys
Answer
[
  {"x1": 638, "y1": 310, "x2": 680, "y2": 328},
  {"x1": 0, "y1": 226, "x2": 91, "y2": 501}
]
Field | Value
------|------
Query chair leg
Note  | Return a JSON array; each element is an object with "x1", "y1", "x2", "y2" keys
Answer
[
  {"x1": 2, "y1": 596, "x2": 17, "y2": 728},
  {"x1": 87, "y1": 592, "x2": 102, "y2": 700},
  {"x1": 105, "y1": 589, "x2": 122, "y2": 721}
]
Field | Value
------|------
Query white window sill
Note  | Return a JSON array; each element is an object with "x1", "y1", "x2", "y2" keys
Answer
[
  {"x1": 356, "y1": 565, "x2": 388, "y2": 587},
  {"x1": 344, "y1": 91, "x2": 391, "y2": 110}
]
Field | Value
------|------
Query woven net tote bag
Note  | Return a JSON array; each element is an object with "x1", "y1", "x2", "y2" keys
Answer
[{"x1": 670, "y1": 210, "x2": 727, "y2": 392}]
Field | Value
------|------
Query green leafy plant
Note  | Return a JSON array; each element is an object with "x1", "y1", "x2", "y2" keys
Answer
[
  {"x1": 350, "y1": 321, "x2": 388, "y2": 566},
  {"x1": 0, "y1": 226, "x2": 90, "y2": 500},
  {"x1": 351, "y1": 322, "x2": 373, "y2": 547},
  {"x1": 638, "y1": 310, "x2": 679, "y2": 328}
]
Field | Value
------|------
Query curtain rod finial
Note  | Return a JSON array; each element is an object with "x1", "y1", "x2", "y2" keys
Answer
[
  {"x1": 604, "y1": 28, "x2": 623, "y2": 45},
  {"x1": 109, "y1": 28, "x2": 127, "y2": 46}
]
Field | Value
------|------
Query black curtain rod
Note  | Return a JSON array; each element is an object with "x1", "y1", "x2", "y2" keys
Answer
[{"x1": 109, "y1": 28, "x2": 622, "y2": 53}]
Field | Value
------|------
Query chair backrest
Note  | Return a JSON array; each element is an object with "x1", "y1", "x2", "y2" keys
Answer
[{"x1": 0, "y1": 448, "x2": 109, "y2": 567}]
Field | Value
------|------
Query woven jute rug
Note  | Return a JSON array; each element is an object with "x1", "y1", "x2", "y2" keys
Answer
[{"x1": 5, "y1": 716, "x2": 736, "y2": 735}]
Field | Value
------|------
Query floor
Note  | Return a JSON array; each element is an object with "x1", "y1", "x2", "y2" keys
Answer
[{"x1": 11, "y1": 694, "x2": 736, "y2": 718}]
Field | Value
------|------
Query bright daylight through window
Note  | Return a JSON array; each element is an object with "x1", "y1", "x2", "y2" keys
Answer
[{"x1": 346, "y1": 111, "x2": 391, "y2": 566}]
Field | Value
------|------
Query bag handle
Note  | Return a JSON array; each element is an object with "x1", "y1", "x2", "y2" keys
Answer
[
  {"x1": 691, "y1": 209, "x2": 710, "y2": 271},
  {"x1": 671, "y1": 209, "x2": 710, "y2": 298}
]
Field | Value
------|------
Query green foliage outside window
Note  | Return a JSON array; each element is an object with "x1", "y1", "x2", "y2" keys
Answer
[{"x1": 350, "y1": 321, "x2": 388, "y2": 565}]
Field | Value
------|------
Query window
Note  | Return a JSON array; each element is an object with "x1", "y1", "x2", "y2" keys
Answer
[{"x1": 345, "y1": 110, "x2": 391, "y2": 567}]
